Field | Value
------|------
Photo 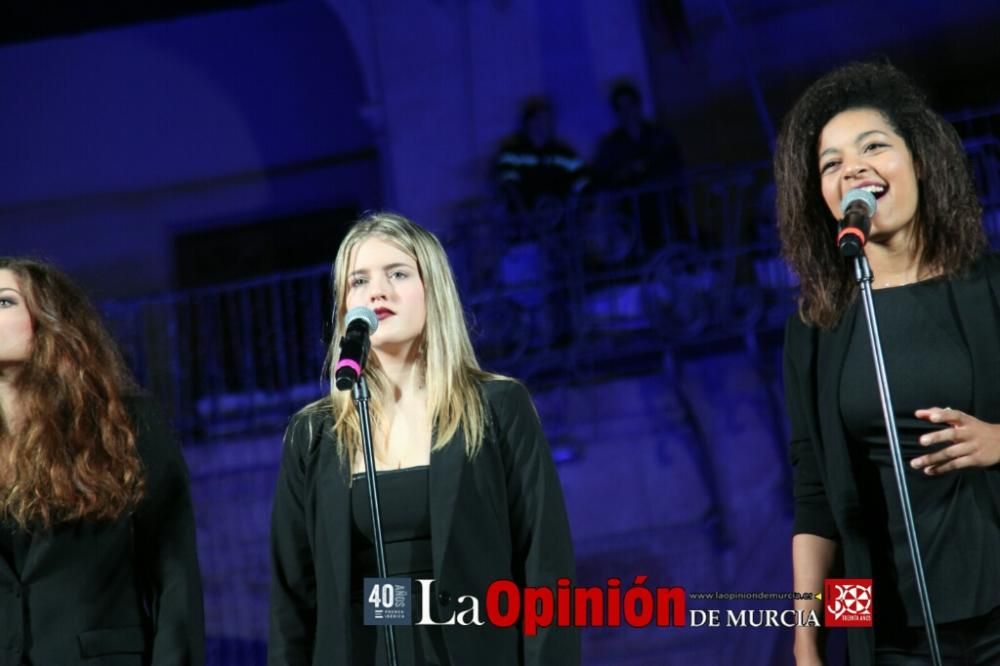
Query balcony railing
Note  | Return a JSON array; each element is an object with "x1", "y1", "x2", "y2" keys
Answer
[{"x1": 103, "y1": 129, "x2": 1000, "y2": 440}]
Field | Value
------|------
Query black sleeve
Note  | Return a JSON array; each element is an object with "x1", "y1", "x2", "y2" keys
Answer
[
  {"x1": 130, "y1": 397, "x2": 206, "y2": 666},
  {"x1": 555, "y1": 143, "x2": 591, "y2": 196},
  {"x1": 492, "y1": 381, "x2": 580, "y2": 666},
  {"x1": 783, "y1": 320, "x2": 840, "y2": 540},
  {"x1": 267, "y1": 413, "x2": 318, "y2": 666}
]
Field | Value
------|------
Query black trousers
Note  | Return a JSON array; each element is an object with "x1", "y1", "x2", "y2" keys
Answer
[{"x1": 875, "y1": 606, "x2": 1000, "y2": 665}]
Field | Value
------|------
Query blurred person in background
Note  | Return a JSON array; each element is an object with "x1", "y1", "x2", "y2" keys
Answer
[
  {"x1": 594, "y1": 80, "x2": 681, "y2": 191},
  {"x1": 493, "y1": 97, "x2": 590, "y2": 221},
  {"x1": 593, "y1": 80, "x2": 685, "y2": 253}
]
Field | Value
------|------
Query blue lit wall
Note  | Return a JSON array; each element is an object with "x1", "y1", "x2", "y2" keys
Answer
[{"x1": 3, "y1": 1, "x2": 1000, "y2": 664}]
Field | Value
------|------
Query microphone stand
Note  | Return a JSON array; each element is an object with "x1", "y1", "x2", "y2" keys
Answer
[
  {"x1": 852, "y1": 251, "x2": 941, "y2": 666},
  {"x1": 352, "y1": 375, "x2": 399, "y2": 666}
]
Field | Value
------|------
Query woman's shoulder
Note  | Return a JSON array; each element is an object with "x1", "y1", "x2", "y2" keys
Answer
[
  {"x1": 943, "y1": 251, "x2": 1000, "y2": 292},
  {"x1": 121, "y1": 391, "x2": 160, "y2": 418},
  {"x1": 784, "y1": 311, "x2": 818, "y2": 347},
  {"x1": 288, "y1": 396, "x2": 334, "y2": 425},
  {"x1": 975, "y1": 251, "x2": 1000, "y2": 276},
  {"x1": 283, "y1": 397, "x2": 335, "y2": 453},
  {"x1": 477, "y1": 376, "x2": 545, "y2": 430},
  {"x1": 120, "y1": 391, "x2": 173, "y2": 440},
  {"x1": 478, "y1": 375, "x2": 531, "y2": 407},
  {"x1": 782, "y1": 311, "x2": 823, "y2": 377},
  {"x1": 119, "y1": 392, "x2": 183, "y2": 473}
]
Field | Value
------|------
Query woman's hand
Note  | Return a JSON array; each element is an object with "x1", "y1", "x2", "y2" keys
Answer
[
  {"x1": 793, "y1": 638, "x2": 826, "y2": 666},
  {"x1": 912, "y1": 407, "x2": 1000, "y2": 475}
]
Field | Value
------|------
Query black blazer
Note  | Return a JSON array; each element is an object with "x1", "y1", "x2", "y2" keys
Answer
[
  {"x1": 784, "y1": 255, "x2": 1000, "y2": 665},
  {"x1": 0, "y1": 396, "x2": 205, "y2": 666},
  {"x1": 268, "y1": 379, "x2": 579, "y2": 666}
]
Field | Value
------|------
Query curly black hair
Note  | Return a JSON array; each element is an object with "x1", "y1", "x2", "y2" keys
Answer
[{"x1": 774, "y1": 61, "x2": 987, "y2": 328}]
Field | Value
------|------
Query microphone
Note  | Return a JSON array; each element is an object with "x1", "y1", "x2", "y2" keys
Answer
[
  {"x1": 837, "y1": 188, "x2": 877, "y2": 257},
  {"x1": 334, "y1": 306, "x2": 378, "y2": 391}
]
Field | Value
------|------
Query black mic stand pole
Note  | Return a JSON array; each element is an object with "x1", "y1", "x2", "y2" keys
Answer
[
  {"x1": 352, "y1": 375, "x2": 399, "y2": 666},
  {"x1": 852, "y1": 251, "x2": 941, "y2": 666}
]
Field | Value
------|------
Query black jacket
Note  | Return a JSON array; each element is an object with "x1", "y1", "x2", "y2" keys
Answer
[
  {"x1": 494, "y1": 134, "x2": 590, "y2": 210},
  {"x1": 784, "y1": 255, "x2": 1000, "y2": 665},
  {"x1": 268, "y1": 379, "x2": 579, "y2": 665},
  {"x1": 0, "y1": 396, "x2": 205, "y2": 666}
]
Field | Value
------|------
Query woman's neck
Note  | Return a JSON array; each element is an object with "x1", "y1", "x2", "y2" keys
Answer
[
  {"x1": 372, "y1": 348, "x2": 425, "y2": 402},
  {"x1": 864, "y1": 235, "x2": 931, "y2": 289}
]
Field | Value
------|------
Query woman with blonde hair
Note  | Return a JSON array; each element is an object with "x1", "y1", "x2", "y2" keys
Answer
[
  {"x1": 0, "y1": 257, "x2": 204, "y2": 665},
  {"x1": 268, "y1": 212, "x2": 578, "y2": 665}
]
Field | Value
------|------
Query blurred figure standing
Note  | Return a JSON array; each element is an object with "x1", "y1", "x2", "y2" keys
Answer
[
  {"x1": 493, "y1": 97, "x2": 590, "y2": 220},
  {"x1": 594, "y1": 81, "x2": 684, "y2": 254}
]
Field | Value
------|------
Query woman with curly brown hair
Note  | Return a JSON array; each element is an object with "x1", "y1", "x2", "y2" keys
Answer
[
  {"x1": 0, "y1": 258, "x2": 204, "y2": 665},
  {"x1": 776, "y1": 62, "x2": 1000, "y2": 665}
]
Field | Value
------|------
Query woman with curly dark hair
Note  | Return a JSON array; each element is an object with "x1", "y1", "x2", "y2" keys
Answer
[
  {"x1": 0, "y1": 258, "x2": 204, "y2": 665},
  {"x1": 776, "y1": 62, "x2": 1000, "y2": 665}
]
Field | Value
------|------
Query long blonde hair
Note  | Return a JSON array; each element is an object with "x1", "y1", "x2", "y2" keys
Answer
[{"x1": 321, "y1": 212, "x2": 503, "y2": 471}]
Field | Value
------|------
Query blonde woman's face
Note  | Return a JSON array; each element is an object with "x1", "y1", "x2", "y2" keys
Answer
[
  {"x1": 345, "y1": 238, "x2": 426, "y2": 356},
  {"x1": 0, "y1": 270, "x2": 32, "y2": 366}
]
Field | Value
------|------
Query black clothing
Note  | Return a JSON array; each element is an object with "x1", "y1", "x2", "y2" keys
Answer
[
  {"x1": 0, "y1": 395, "x2": 205, "y2": 666},
  {"x1": 874, "y1": 604, "x2": 1000, "y2": 665},
  {"x1": 839, "y1": 280, "x2": 999, "y2": 629},
  {"x1": 593, "y1": 121, "x2": 681, "y2": 189},
  {"x1": 349, "y1": 466, "x2": 446, "y2": 666},
  {"x1": 493, "y1": 134, "x2": 589, "y2": 211},
  {"x1": 785, "y1": 255, "x2": 1000, "y2": 665},
  {"x1": 592, "y1": 121, "x2": 685, "y2": 253},
  {"x1": 349, "y1": 466, "x2": 434, "y2": 599},
  {"x1": 0, "y1": 519, "x2": 30, "y2": 577},
  {"x1": 268, "y1": 379, "x2": 579, "y2": 666}
]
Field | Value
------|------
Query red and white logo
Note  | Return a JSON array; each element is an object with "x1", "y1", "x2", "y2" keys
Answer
[{"x1": 824, "y1": 578, "x2": 873, "y2": 627}]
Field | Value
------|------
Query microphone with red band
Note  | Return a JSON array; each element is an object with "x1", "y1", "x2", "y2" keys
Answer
[
  {"x1": 837, "y1": 188, "x2": 877, "y2": 257},
  {"x1": 334, "y1": 306, "x2": 378, "y2": 391}
]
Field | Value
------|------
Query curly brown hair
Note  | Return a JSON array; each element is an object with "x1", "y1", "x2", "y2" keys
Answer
[
  {"x1": 0, "y1": 258, "x2": 145, "y2": 528},
  {"x1": 774, "y1": 61, "x2": 987, "y2": 328}
]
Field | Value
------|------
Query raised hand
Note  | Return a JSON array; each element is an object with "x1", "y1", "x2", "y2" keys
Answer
[{"x1": 911, "y1": 407, "x2": 1000, "y2": 475}]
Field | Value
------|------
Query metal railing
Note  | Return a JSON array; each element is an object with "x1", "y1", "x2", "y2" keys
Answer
[
  {"x1": 103, "y1": 266, "x2": 334, "y2": 439},
  {"x1": 103, "y1": 126, "x2": 1000, "y2": 440}
]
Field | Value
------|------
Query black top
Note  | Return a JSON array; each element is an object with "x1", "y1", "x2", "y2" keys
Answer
[
  {"x1": 493, "y1": 134, "x2": 590, "y2": 209},
  {"x1": 593, "y1": 121, "x2": 682, "y2": 188},
  {"x1": 785, "y1": 254, "x2": 1000, "y2": 666},
  {"x1": 0, "y1": 395, "x2": 204, "y2": 666},
  {"x1": 268, "y1": 379, "x2": 580, "y2": 666},
  {"x1": 0, "y1": 519, "x2": 30, "y2": 577},
  {"x1": 349, "y1": 465, "x2": 448, "y2": 666},
  {"x1": 839, "y1": 279, "x2": 1000, "y2": 627}
]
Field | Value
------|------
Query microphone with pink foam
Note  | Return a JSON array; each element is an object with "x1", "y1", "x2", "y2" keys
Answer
[
  {"x1": 334, "y1": 306, "x2": 378, "y2": 391},
  {"x1": 837, "y1": 188, "x2": 877, "y2": 257}
]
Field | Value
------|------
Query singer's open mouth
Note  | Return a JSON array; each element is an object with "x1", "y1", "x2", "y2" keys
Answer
[
  {"x1": 374, "y1": 308, "x2": 395, "y2": 320},
  {"x1": 857, "y1": 183, "x2": 887, "y2": 199}
]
